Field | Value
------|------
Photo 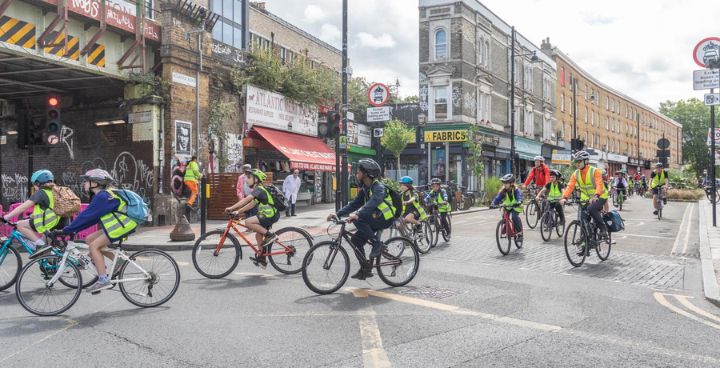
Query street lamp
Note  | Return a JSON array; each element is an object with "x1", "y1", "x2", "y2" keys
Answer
[
  {"x1": 509, "y1": 26, "x2": 539, "y2": 177},
  {"x1": 571, "y1": 78, "x2": 596, "y2": 153}
]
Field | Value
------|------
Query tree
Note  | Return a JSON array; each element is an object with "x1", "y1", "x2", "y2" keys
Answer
[
  {"x1": 466, "y1": 125, "x2": 484, "y2": 188},
  {"x1": 381, "y1": 119, "x2": 415, "y2": 180},
  {"x1": 659, "y1": 98, "x2": 720, "y2": 178}
]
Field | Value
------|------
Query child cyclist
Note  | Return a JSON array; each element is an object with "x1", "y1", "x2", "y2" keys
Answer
[
  {"x1": 491, "y1": 174, "x2": 523, "y2": 244},
  {"x1": 224, "y1": 169, "x2": 279, "y2": 268},
  {"x1": 535, "y1": 170, "x2": 565, "y2": 225},
  {"x1": 53, "y1": 169, "x2": 138, "y2": 293},
  {"x1": 399, "y1": 176, "x2": 427, "y2": 232},
  {"x1": 424, "y1": 178, "x2": 451, "y2": 237}
]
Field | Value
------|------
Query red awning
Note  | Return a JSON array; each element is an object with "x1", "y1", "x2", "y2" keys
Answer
[{"x1": 252, "y1": 127, "x2": 337, "y2": 172}]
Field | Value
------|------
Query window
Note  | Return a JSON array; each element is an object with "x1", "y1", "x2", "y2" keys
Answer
[
  {"x1": 584, "y1": 107, "x2": 588, "y2": 123},
  {"x1": 524, "y1": 65, "x2": 533, "y2": 92},
  {"x1": 524, "y1": 109, "x2": 534, "y2": 136},
  {"x1": 606, "y1": 116, "x2": 609, "y2": 130},
  {"x1": 560, "y1": 93, "x2": 565, "y2": 112},
  {"x1": 477, "y1": 35, "x2": 490, "y2": 68},
  {"x1": 433, "y1": 86, "x2": 448, "y2": 120},
  {"x1": 478, "y1": 91, "x2": 491, "y2": 122},
  {"x1": 605, "y1": 96, "x2": 609, "y2": 110},
  {"x1": 591, "y1": 110, "x2": 595, "y2": 126},
  {"x1": 615, "y1": 101, "x2": 620, "y2": 114},
  {"x1": 434, "y1": 29, "x2": 447, "y2": 59},
  {"x1": 543, "y1": 75, "x2": 552, "y2": 102},
  {"x1": 280, "y1": 47, "x2": 287, "y2": 64},
  {"x1": 543, "y1": 114, "x2": 552, "y2": 141},
  {"x1": 211, "y1": 0, "x2": 246, "y2": 49}
]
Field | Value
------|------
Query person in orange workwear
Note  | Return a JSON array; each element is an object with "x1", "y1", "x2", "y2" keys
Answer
[{"x1": 559, "y1": 150, "x2": 610, "y2": 241}]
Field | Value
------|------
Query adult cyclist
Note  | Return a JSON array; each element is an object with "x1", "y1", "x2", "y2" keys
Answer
[
  {"x1": 425, "y1": 178, "x2": 451, "y2": 239},
  {"x1": 651, "y1": 163, "x2": 669, "y2": 215},
  {"x1": 612, "y1": 171, "x2": 628, "y2": 205},
  {"x1": 326, "y1": 159, "x2": 396, "y2": 280},
  {"x1": 559, "y1": 150, "x2": 610, "y2": 242},
  {"x1": 523, "y1": 155, "x2": 550, "y2": 192}
]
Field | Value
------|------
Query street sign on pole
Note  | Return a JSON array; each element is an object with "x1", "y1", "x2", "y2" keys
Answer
[
  {"x1": 693, "y1": 37, "x2": 720, "y2": 68},
  {"x1": 705, "y1": 93, "x2": 720, "y2": 106},
  {"x1": 708, "y1": 128, "x2": 720, "y2": 146},
  {"x1": 373, "y1": 128, "x2": 384, "y2": 138},
  {"x1": 694, "y1": 69, "x2": 720, "y2": 90},
  {"x1": 656, "y1": 138, "x2": 670, "y2": 150},
  {"x1": 366, "y1": 106, "x2": 391, "y2": 122},
  {"x1": 367, "y1": 82, "x2": 391, "y2": 107}
]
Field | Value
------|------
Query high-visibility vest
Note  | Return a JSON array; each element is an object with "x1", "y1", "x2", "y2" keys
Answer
[
  {"x1": 547, "y1": 182, "x2": 562, "y2": 201},
  {"x1": 367, "y1": 181, "x2": 396, "y2": 220},
  {"x1": 255, "y1": 185, "x2": 277, "y2": 218},
  {"x1": 100, "y1": 190, "x2": 138, "y2": 240},
  {"x1": 431, "y1": 189, "x2": 451, "y2": 213},
  {"x1": 503, "y1": 190, "x2": 523, "y2": 213},
  {"x1": 184, "y1": 161, "x2": 201, "y2": 182},
  {"x1": 31, "y1": 189, "x2": 60, "y2": 233},
  {"x1": 402, "y1": 190, "x2": 428, "y2": 220},
  {"x1": 574, "y1": 167, "x2": 609, "y2": 200},
  {"x1": 651, "y1": 171, "x2": 666, "y2": 189}
]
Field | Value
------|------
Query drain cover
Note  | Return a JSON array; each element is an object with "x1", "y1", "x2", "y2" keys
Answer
[{"x1": 400, "y1": 286, "x2": 466, "y2": 299}]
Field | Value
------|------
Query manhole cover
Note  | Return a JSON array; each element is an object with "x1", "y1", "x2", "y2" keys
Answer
[{"x1": 400, "y1": 287, "x2": 466, "y2": 299}]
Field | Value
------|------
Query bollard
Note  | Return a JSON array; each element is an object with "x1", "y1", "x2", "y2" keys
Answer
[{"x1": 170, "y1": 215, "x2": 195, "y2": 241}]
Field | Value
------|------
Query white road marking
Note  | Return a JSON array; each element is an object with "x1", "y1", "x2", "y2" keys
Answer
[
  {"x1": 654, "y1": 293, "x2": 720, "y2": 330},
  {"x1": 675, "y1": 295, "x2": 720, "y2": 324},
  {"x1": 621, "y1": 234, "x2": 670, "y2": 239},
  {"x1": 681, "y1": 204, "x2": 694, "y2": 255},
  {"x1": 351, "y1": 289, "x2": 392, "y2": 368},
  {"x1": 671, "y1": 204, "x2": 692, "y2": 255}
]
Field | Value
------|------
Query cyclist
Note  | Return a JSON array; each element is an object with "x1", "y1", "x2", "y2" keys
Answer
[
  {"x1": 559, "y1": 150, "x2": 610, "y2": 242},
  {"x1": 0, "y1": 170, "x2": 64, "y2": 251},
  {"x1": 424, "y1": 178, "x2": 451, "y2": 238},
  {"x1": 326, "y1": 159, "x2": 396, "y2": 280},
  {"x1": 535, "y1": 170, "x2": 565, "y2": 225},
  {"x1": 523, "y1": 155, "x2": 550, "y2": 191},
  {"x1": 612, "y1": 171, "x2": 628, "y2": 204},
  {"x1": 640, "y1": 175, "x2": 648, "y2": 194},
  {"x1": 491, "y1": 174, "x2": 523, "y2": 244},
  {"x1": 184, "y1": 155, "x2": 202, "y2": 209},
  {"x1": 626, "y1": 172, "x2": 634, "y2": 197},
  {"x1": 651, "y1": 163, "x2": 669, "y2": 215},
  {"x1": 224, "y1": 169, "x2": 279, "y2": 268},
  {"x1": 399, "y1": 176, "x2": 427, "y2": 232},
  {"x1": 59, "y1": 169, "x2": 138, "y2": 293}
]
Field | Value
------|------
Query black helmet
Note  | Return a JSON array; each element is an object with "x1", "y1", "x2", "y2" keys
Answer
[
  {"x1": 501, "y1": 174, "x2": 515, "y2": 183},
  {"x1": 430, "y1": 178, "x2": 442, "y2": 185},
  {"x1": 550, "y1": 169, "x2": 562, "y2": 179},
  {"x1": 358, "y1": 159, "x2": 381, "y2": 178}
]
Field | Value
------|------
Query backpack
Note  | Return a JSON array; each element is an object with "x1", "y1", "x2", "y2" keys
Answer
[
  {"x1": 264, "y1": 185, "x2": 288, "y2": 211},
  {"x1": 51, "y1": 185, "x2": 81, "y2": 217},
  {"x1": 603, "y1": 210, "x2": 625, "y2": 233},
  {"x1": 384, "y1": 185, "x2": 403, "y2": 219},
  {"x1": 112, "y1": 189, "x2": 150, "y2": 223}
]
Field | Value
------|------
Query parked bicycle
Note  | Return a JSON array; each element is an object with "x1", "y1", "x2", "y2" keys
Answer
[
  {"x1": 563, "y1": 200, "x2": 611, "y2": 267},
  {"x1": 704, "y1": 185, "x2": 719, "y2": 203},
  {"x1": 490, "y1": 203, "x2": 523, "y2": 255},
  {"x1": 16, "y1": 232, "x2": 180, "y2": 316},
  {"x1": 301, "y1": 216, "x2": 419, "y2": 295},
  {"x1": 539, "y1": 200, "x2": 565, "y2": 242}
]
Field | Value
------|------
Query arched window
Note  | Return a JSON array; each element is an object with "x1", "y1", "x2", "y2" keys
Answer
[{"x1": 435, "y1": 29, "x2": 447, "y2": 59}]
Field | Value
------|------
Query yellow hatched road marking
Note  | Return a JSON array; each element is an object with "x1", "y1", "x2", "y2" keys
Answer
[
  {"x1": 674, "y1": 295, "x2": 720, "y2": 325},
  {"x1": 654, "y1": 292, "x2": 720, "y2": 330}
]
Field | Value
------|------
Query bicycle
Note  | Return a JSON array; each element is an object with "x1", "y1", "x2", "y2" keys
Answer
[
  {"x1": 704, "y1": 186, "x2": 720, "y2": 203},
  {"x1": 538, "y1": 199, "x2": 565, "y2": 242},
  {"x1": 301, "y1": 216, "x2": 419, "y2": 295},
  {"x1": 563, "y1": 200, "x2": 611, "y2": 267},
  {"x1": 524, "y1": 185, "x2": 541, "y2": 229},
  {"x1": 490, "y1": 203, "x2": 523, "y2": 256},
  {"x1": 191, "y1": 214, "x2": 313, "y2": 278},
  {"x1": 655, "y1": 186, "x2": 666, "y2": 220},
  {"x1": 426, "y1": 204, "x2": 452, "y2": 246},
  {"x1": 16, "y1": 232, "x2": 180, "y2": 316},
  {"x1": 612, "y1": 187, "x2": 625, "y2": 211},
  {"x1": 0, "y1": 220, "x2": 97, "y2": 291},
  {"x1": 383, "y1": 217, "x2": 434, "y2": 254}
]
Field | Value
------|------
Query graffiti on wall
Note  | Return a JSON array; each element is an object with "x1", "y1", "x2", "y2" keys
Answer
[
  {"x1": 170, "y1": 157, "x2": 186, "y2": 197},
  {"x1": 62, "y1": 158, "x2": 108, "y2": 201},
  {"x1": 111, "y1": 151, "x2": 153, "y2": 203},
  {"x1": 1, "y1": 173, "x2": 28, "y2": 203},
  {"x1": 61, "y1": 125, "x2": 75, "y2": 159},
  {"x1": 225, "y1": 133, "x2": 243, "y2": 173}
]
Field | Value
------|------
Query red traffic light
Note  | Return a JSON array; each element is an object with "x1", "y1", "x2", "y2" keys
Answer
[{"x1": 48, "y1": 97, "x2": 59, "y2": 107}]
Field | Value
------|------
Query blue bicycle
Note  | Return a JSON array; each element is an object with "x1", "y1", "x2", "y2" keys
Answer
[{"x1": 0, "y1": 220, "x2": 96, "y2": 291}]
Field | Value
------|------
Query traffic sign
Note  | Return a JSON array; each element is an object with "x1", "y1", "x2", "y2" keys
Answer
[
  {"x1": 657, "y1": 138, "x2": 670, "y2": 150},
  {"x1": 373, "y1": 128, "x2": 384, "y2": 138},
  {"x1": 339, "y1": 135, "x2": 347, "y2": 149},
  {"x1": 367, "y1": 106, "x2": 391, "y2": 122},
  {"x1": 47, "y1": 134, "x2": 60, "y2": 145},
  {"x1": 693, "y1": 69, "x2": 720, "y2": 90},
  {"x1": 705, "y1": 93, "x2": 720, "y2": 106},
  {"x1": 707, "y1": 128, "x2": 720, "y2": 146},
  {"x1": 367, "y1": 82, "x2": 391, "y2": 107},
  {"x1": 694, "y1": 37, "x2": 720, "y2": 68}
]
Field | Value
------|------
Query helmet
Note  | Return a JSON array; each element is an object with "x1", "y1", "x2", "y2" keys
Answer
[
  {"x1": 501, "y1": 174, "x2": 515, "y2": 183},
  {"x1": 641, "y1": 175, "x2": 646, "y2": 179},
  {"x1": 655, "y1": 162, "x2": 663, "y2": 168},
  {"x1": 572, "y1": 150, "x2": 590, "y2": 163},
  {"x1": 534, "y1": 155, "x2": 545, "y2": 162},
  {"x1": 31, "y1": 170, "x2": 54, "y2": 184},
  {"x1": 242, "y1": 164, "x2": 252, "y2": 172},
  {"x1": 430, "y1": 178, "x2": 442, "y2": 185},
  {"x1": 250, "y1": 169, "x2": 266, "y2": 182},
  {"x1": 358, "y1": 159, "x2": 381, "y2": 178},
  {"x1": 550, "y1": 169, "x2": 561, "y2": 179},
  {"x1": 399, "y1": 176, "x2": 413, "y2": 185},
  {"x1": 80, "y1": 169, "x2": 114, "y2": 185}
]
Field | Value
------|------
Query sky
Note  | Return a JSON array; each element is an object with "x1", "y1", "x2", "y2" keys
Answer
[{"x1": 263, "y1": 0, "x2": 720, "y2": 110}]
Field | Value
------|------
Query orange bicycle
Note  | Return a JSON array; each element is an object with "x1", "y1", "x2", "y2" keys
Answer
[{"x1": 191, "y1": 215, "x2": 313, "y2": 278}]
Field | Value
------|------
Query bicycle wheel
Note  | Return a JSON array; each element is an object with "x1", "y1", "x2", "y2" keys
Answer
[
  {"x1": 564, "y1": 221, "x2": 587, "y2": 267},
  {"x1": 618, "y1": 194, "x2": 623, "y2": 211},
  {"x1": 119, "y1": 249, "x2": 180, "y2": 308},
  {"x1": 540, "y1": 211, "x2": 552, "y2": 242},
  {"x1": 430, "y1": 216, "x2": 440, "y2": 248},
  {"x1": 596, "y1": 231, "x2": 612, "y2": 261},
  {"x1": 192, "y1": 230, "x2": 241, "y2": 279},
  {"x1": 525, "y1": 200, "x2": 540, "y2": 229},
  {"x1": 441, "y1": 214, "x2": 452, "y2": 242},
  {"x1": 16, "y1": 255, "x2": 82, "y2": 316},
  {"x1": 0, "y1": 245, "x2": 21, "y2": 291},
  {"x1": 415, "y1": 222, "x2": 432, "y2": 254},
  {"x1": 555, "y1": 213, "x2": 565, "y2": 238},
  {"x1": 496, "y1": 220, "x2": 511, "y2": 255},
  {"x1": 268, "y1": 227, "x2": 313, "y2": 274},
  {"x1": 378, "y1": 237, "x2": 419, "y2": 287},
  {"x1": 302, "y1": 241, "x2": 349, "y2": 295}
]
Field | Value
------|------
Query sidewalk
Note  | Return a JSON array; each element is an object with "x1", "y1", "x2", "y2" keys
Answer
[
  {"x1": 122, "y1": 202, "x2": 489, "y2": 251},
  {"x1": 698, "y1": 200, "x2": 720, "y2": 306}
]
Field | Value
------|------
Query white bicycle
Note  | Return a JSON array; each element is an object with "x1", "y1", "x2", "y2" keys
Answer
[{"x1": 15, "y1": 233, "x2": 180, "y2": 316}]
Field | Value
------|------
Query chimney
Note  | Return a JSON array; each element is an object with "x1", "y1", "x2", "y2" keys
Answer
[{"x1": 251, "y1": 2, "x2": 266, "y2": 11}]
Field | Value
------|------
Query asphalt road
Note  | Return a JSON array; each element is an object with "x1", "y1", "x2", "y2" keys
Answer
[{"x1": 0, "y1": 196, "x2": 718, "y2": 367}]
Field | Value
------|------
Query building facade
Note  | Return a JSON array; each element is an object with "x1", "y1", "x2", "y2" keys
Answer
[
  {"x1": 542, "y1": 39, "x2": 682, "y2": 175},
  {"x1": 418, "y1": 0, "x2": 558, "y2": 190}
]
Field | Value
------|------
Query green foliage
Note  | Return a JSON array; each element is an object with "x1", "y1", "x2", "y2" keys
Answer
[
  {"x1": 667, "y1": 169, "x2": 696, "y2": 189},
  {"x1": 381, "y1": 119, "x2": 415, "y2": 180},
  {"x1": 230, "y1": 49, "x2": 284, "y2": 95},
  {"x1": 127, "y1": 72, "x2": 169, "y2": 101},
  {"x1": 380, "y1": 177, "x2": 400, "y2": 192},
  {"x1": 466, "y1": 126, "x2": 485, "y2": 183},
  {"x1": 659, "y1": 98, "x2": 720, "y2": 177},
  {"x1": 484, "y1": 177, "x2": 502, "y2": 204},
  {"x1": 560, "y1": 165, "x2": 577, "y2": 183},
  {"x1": 207, "y1": 100, "x2": 234, "y2": 172}
]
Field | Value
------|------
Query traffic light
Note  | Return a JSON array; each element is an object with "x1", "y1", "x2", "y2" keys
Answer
[
  {"x1": 15, "y1": 108, "x2": 29, "y2": 149},
  {"x1": 30, "y1": 117, "x2": 45, "y2": 145},
  {"x1": 46, "y1": 95, "x2": 61, "y2": 145},
  {"x1": 571, "y1": 138, "x2": 584, "y2": 152},
  {"x1": 326, "y1": 110, "x2": 341, "y2": 138}
]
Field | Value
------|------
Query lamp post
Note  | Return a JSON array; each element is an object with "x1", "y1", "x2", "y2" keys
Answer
[
  {"x1": 571, "y1": 77, "x2": 595, "y2": 153},
  {"x1": 509, "y1": 27, "x2": 538, "y2": 177}
]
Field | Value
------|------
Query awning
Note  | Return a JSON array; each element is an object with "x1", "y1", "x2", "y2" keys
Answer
[{"x1": 251, "y1": 127, "x2": 337, "y2": 172}]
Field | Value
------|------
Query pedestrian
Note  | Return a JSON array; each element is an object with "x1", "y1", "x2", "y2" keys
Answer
[
  {"x1": 235, "y1": 164, "x2": 252, "y2": 201},
  {"x1": 283, "y1": 169, "x2": 302, "y2": 217}
]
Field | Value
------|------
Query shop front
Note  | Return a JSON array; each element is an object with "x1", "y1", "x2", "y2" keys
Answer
[
  {"x1": 606, "y1": 153, "x2": 629, "y2": 176},
  {"x1": 421, "y1": 125, "x2": 469, "y2": 188},
  {"x1": 473, "y1": 127, "x2": 510, "y2": 185}
]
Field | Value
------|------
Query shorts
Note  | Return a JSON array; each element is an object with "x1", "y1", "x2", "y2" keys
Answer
[
  {"x1": 257, "y1": 212, "x2": 280, "y2": 230},
  {"x1": 403, "y1": 208, "x2": 420, "y2": 220},
  {"x1": 652, "y1": 187, "x2": 662, "y2": 195},
  {"x1": 245, "y1": 207, "x2": 258, "y2": 218}
]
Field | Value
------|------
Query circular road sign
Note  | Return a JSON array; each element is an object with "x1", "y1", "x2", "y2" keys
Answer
[
  {"x1": 367, "y1": 82, "x2": 391, "y2": 107},
  {"x1": 693, "y1": 37, "x2": 720, "y2": 68},
  {"x1": 47, "y1": 134, "x2": 60, "y2": 145},
  {"x1": 657, "y1": 137, "x2": 670, "y2": 150}
]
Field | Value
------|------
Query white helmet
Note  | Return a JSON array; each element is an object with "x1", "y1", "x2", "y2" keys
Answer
[
  {"x1": 534, "y1": 155, "x2": 545, "y2": 162},
  {"x1": 81, "y1": 169, "x2": 114, "y2": 185}
]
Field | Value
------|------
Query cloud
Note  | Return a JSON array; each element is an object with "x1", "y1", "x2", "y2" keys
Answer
[
  {"x1": 318, "y1": 24, "x2": 341, "y2": 45},
  {"x1": 583, "y1": 15, "x2": 616, "y2": 26},
  {"x1": 356, "y1": 32, "x2": 397, "y2": 48},
  {"x1": 303, "y1": 5, "x2": 326, "y2": 23}
]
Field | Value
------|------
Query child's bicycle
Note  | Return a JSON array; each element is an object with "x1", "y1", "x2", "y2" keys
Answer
[
  {"x1": 15, "y1": 231, "x2": 180, "y2": 316},
  {"x1": 191, "y1": 214, "x2": 313, "y2": 278},
  {"x1": 490, "y1": 203, "x2": 523, "y2": 255},
  {"x1": 0, "y1": 220, "x2": 97, "y2": 291}
]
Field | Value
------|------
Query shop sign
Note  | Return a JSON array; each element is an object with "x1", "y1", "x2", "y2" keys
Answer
[
  {"x1": 607, "y1": 153, "x2": 628, "y2": 163},
  {"x1": 474, "y1": 133, "x2": 500, "y2": 145},
  {"x1": 424, "y1": 129, "x2": 468, "y2": 142},
  {"x1": 551, "y1": 149, "x2": 571, "y2": 165},
  {"x1": 347, "y1": 122, "x2": 372, "y2": 147},
  {"x1": 246, "y1": 84, "x2": 318, "y2": 136}
]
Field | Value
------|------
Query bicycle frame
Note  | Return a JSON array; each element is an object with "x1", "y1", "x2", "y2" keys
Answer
[
  {"x1": 501, "y1": 208, "x2": 517, "y2": 238},
  {"x1": 0, "y1": 230, "x2": 36, "y2": 263},
  {"x1": 216, "y1": 217, "x2": 295, "y2": 258},
  {"x1": 324, "y1": 221, "x2": 403, "y2": 270}
]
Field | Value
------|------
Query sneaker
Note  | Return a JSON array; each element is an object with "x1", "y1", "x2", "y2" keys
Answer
[
  {"x1": 87, "y1": 280, "x2": 113, "y2": 294},
  {"x1": 653, "y1": 210, "x2": 658, "y2": 215},
  {"x1": 250, "y1": 256, "x2": 267, "y2": 269},
  {"x1": 663, "y1": 198, "x2": 667, "y2": 205},
  {"x1": 350, "y1": 268, "x2": 373, "y2": 280},
  {"x1": 260, "y1": 232, "x2": 277, "y2": 248},
  {"x1": 291, "y1": 214, "x2": 297, "y2": 216}
]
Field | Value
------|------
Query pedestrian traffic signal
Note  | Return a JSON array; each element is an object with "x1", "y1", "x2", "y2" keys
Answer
[
  {"x1": 326, "y1": 110, "x2": 341, "y2": 137},
  {"x1": 46, "y1": 95, "x2": 61, "y2": 144},
  {"x1": 571, "y1": 138, "x2": 584, "y2": 152}
]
